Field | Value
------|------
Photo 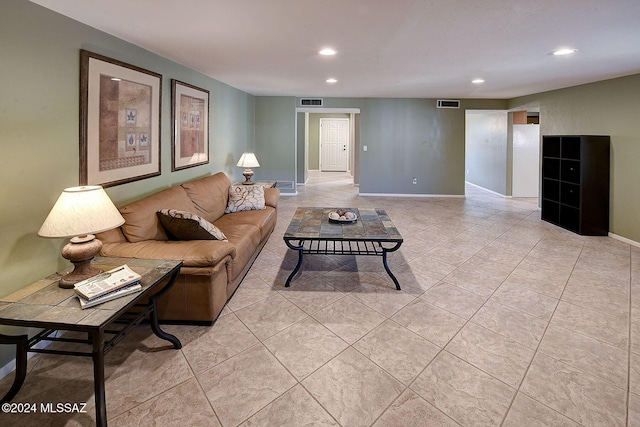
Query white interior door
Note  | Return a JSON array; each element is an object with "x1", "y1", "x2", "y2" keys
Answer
[
  {"x1": 512, "y1": 124, "x2": 540, "y2": 197},
  {"x1": 320, "y1": 118, "x2": 349, "y2": 171}
]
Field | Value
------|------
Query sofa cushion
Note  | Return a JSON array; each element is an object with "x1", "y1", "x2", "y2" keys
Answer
[
  {"x1": 214, "y1": 207, "x2": 276, "y2": 243},
  {"x1": 181, "y1": 172, "x2": 230, "y2": 223},
  {"x1": 157, "y1": 209, "x2": 228, "y2": 241},
  {"x1": 120, "y1": 185, "x2": 198, "y2": 243},
  {"x1": 225, "y1": 185, "x2": 266, "y2": 213},
  {"x1": 101, "y1": 239, "x2": 236, "y2": 267}
]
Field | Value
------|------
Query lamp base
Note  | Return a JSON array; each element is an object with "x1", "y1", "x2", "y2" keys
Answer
[
  {"x1": 59, "y1": 235, "x2": 103, "y2": 288},
  {"x1": 242, "y1": 168, "x2": 255, "y2": 185}
]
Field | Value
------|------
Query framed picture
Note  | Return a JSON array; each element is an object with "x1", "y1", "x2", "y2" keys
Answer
[
  {"x1": 80, "y1": 50, "x2": 162, "y2": 187},
  {"x1": 171, "y1": 80, "x2": 210, "y2": 171}
]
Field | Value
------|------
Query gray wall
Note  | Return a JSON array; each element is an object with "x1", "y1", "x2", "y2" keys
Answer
[
  {"x1": 296, "y1": 112, "x2": 306, "y2": 184},
  {"x1": 465, "y1": 111, "x2": 509, "y2": 194},
  {"x1": 0, "y1": 0, "x2": 254, "y2": 367},
  {"x1": 286, "y1": 98, "x2": 507, "y2": 195},
  {"x1": 509, "y1": 74, "x2": 640, "y2": 242}
]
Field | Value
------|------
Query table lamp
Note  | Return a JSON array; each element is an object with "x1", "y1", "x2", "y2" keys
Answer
[
  {"x1": 38, "y1": 186, "x2": 125, "y2": 288},
  {"x1": 236, "y1": 152, "x2": 260, "y2": 185}
]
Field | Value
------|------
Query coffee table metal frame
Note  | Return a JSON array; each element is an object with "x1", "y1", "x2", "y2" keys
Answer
[
  {"x1": 0, "y1": 257, "x2": 183, "y2": 427},
  {"x1": 283, "y1": 208, "x2": 403, "y2": 289}
]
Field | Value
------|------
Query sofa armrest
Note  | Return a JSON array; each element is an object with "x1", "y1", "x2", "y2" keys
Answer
[
  {"x1": 101, "y1": 240, "x2": 236, "y2": 268},
  {"x1": 264, "y1": 187, "x2": 280, "y2": 208}
]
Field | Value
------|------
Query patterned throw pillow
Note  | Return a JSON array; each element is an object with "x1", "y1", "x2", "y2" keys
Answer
[
  {"x1": 225, "y1": 185, "x2": 266, "y2": 213},
  {"x1": 157, "y1": 209, "x2": 228, "y2": 241}
]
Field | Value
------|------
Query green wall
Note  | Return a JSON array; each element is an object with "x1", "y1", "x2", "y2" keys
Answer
[
  {"x1": 0, "y1": 0, "x2": 255, "y2": 296},
  {"x1": 509, "y1": 74, "x2": 640, "y2": 242},
  {"x1": 254, "y1": 97, "x2": 297, "y2": 190},
  {"x1": 0, "y1": 0, "x2": 255, "y2": 368}
]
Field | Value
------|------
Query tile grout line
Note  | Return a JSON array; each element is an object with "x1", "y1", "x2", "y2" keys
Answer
[
  {"x1": 254, "y1": 180, "x2": 627, "y2": 426},
  {"x1": 381, "y1": 215, "x2": 546, "y2": 426},
  {"x1": 626, "y1": 245, "x2": 633, "y2": 427},
  {"x1": 499, "y1": 236, "x2": 585, "y2": 427},
  {"x1": 241, "y1": 182, "x2": 612, "y2": 426},
  {"x1": 404, "y1": 202, "x2": 550, "y2": 419},
  {"x1": 398, "y1": 212, "x2": 584, "y2": 426}
]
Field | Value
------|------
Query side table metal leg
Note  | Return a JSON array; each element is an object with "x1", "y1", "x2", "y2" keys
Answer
[
  {"x1": 0, "y1": 333, "x2": 28, "y2": 403},
  {"x1": 382, "y1": 251, "x2": 401, "y2": 290},
  {"x1": 148, "y1": 270, "x2": 182, "y2": 349},
  {"x1": 149, "y1": 295, "x2": 182, "y2": 349},
  {"x1": 92, "y1": 330, "x2": 107, "y2": 427},
  {"x1": 285, "y1": 248, "x2": 303, "y2": 287}
]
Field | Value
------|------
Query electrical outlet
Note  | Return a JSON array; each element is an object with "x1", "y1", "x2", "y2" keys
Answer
[
  {"x1": 363, "y1": 145, "x2": 368, "y2": 151},
  {"x1": 412, "y1": 177, "x2": 417, "y2": 184}
]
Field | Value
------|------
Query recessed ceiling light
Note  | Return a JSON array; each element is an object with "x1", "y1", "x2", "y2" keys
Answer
[
  {"x1": 472, "y1": 79, "x2": 485, "y2": 84},
  {"x1": 110, "y1": 77, "x2": 122, "y2": 81},
  {"x1": 551, "y1": 48, "x2": 577, "y2": 56},
  {"x1": 319, "y1": 48, "x2": 337, "y2": 56},
  {"x1": 326, "y1": 78, "x2": 338, "y2": 83}
]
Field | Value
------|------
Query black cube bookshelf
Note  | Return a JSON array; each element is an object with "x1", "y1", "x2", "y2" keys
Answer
[{"x1": 541, "y1": 135, "x2": 610, "y2": 236}]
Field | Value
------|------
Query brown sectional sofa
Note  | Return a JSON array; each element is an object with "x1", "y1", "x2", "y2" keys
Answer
[{"x1": 95, "y1": 172, "x2": 279, "y2": 324}]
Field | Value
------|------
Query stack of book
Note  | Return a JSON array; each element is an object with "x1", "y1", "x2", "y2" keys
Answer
[{"x1": 74, "y1": 265, "x2": 142, "y2": 309}]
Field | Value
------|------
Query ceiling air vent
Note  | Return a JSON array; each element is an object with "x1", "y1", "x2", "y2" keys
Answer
[
  {"x1": 300, "y1": 98, "x2": 323, "y2": 107},
  {"x1": 437, "y1": 100, "x2": 460, "y2": 109}
]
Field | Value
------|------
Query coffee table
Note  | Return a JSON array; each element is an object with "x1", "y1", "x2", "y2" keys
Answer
[
  {"x1": 0, "y1": 257, "x2": 183, "y2": 427},
  {"x1": 283, "y1": 207, "x2": 403, "y2": 289}
]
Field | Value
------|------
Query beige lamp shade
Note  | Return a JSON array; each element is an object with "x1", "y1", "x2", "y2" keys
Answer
[
  {"x1": 38, "y1": 186, "x2": 125, "y2": 239},
  {"x1": 236, "y1": 152, "x2": 260, "y2": 184},
  {"x1": 236, "y1": 152, "x2": 260, "y2": 168},
  {"x1": 38, "y1": 186, "x2": 125, "y2": 288}
]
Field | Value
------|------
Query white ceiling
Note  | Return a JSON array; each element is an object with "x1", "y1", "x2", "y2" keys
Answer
[{"x1": 31, "y1": 0, "x2": 640, "y2": 99}]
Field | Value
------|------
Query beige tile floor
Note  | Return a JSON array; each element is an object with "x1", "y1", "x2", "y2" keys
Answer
[{"x1": 2, "y1": 171, "x2": 639, "y2": 426}]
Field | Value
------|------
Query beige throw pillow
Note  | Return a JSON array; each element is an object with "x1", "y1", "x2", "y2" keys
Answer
[
  {"x1": 225, "y1": 185, "x2": 266, "y2": 213},
  {"x1": 157, "y1": 209, "x2": 228, "y2": 241}
]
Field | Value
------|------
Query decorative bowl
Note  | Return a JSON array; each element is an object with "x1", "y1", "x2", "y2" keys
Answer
[{"x1": 328, "y1": 210, "x2": 357, "y2": 223}]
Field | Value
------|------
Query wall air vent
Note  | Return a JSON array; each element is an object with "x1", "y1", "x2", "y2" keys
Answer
[
  {"x1": 437, "y1": 100, "x2": 461, "y2": 109},
  {"x1": 300, "y1": 98, "x2": 323, "y2": 107}
]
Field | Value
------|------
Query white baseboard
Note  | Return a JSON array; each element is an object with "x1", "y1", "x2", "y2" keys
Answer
[
  {"x1": 609, "y1": 232, "x2": 640, "y2": 248},
  {"x1": 465, "y1": 181, "x2": 507, "y2": 198},
  {"x1": 0, "y1": 360, "x2": 16, "y2": 381},
  {"x1": 0, "y1": 331, "x2": 59, "y2": 381},
  {"x1": 359, "y1": 192, "x2": 464, "y2": 198}
]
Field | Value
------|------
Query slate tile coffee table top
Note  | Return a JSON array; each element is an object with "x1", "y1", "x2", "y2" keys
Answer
[{"x1": 284, "y1": 207, "x2": 402, "y2": 241}]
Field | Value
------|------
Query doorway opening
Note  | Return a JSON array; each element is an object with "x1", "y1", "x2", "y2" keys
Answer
[
  {"x1": 295, "y1": 108, "x2": 360, "y2": 187},
  {"x1": 464, "y1": 110, "x2": 540, "y2": 198}
]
